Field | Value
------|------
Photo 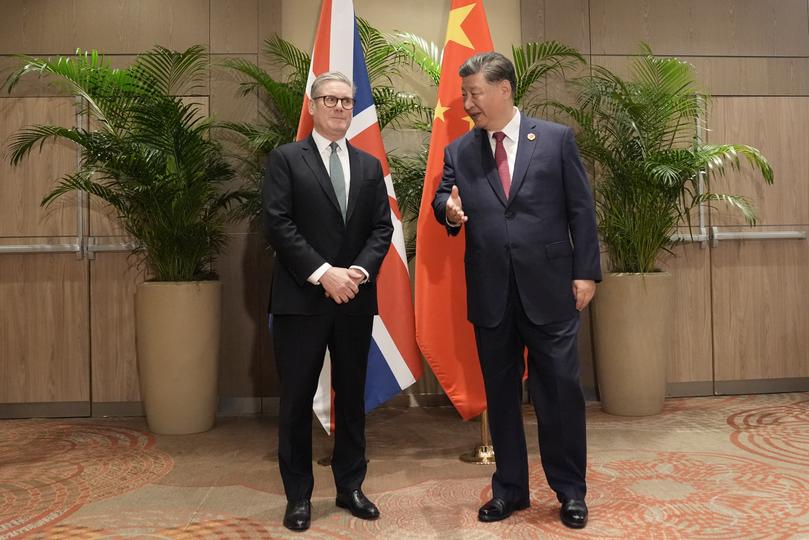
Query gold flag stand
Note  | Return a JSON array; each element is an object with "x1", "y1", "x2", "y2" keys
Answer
[{"x1": 460, "y1": 410, "x2": 495, "y2": 464}]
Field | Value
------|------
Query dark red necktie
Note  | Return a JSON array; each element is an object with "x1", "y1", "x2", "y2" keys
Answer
[{"x1": 493, "y1": 131, "x2": 511, "y2": 197}]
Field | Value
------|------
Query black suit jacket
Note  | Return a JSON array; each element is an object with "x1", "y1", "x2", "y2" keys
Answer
[
  {"x1": 433, "y1": 115, "x2": 601, "y2": 327},
  {"x1": 263, "y1": 135, "x2": 393, "y2": 316}
]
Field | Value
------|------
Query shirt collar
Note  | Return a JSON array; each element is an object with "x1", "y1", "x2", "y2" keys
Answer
[
  {"x1": 311, "y1": 129, "x2": 347, "y2": 155},
  {"x1": 488, "y1": 106, "x2": 521, "y2": 143}
]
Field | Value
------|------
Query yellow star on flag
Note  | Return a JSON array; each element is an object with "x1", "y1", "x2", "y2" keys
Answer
[
  {"x1": 444, "y1": 3, "x2": 476, "y2": 49},
  {"x1": 462, "y1": 115, "x2": 476, "y2": 131},
  {"x1": 434, "y1": 100, "x2": 450, "y2": 123}
]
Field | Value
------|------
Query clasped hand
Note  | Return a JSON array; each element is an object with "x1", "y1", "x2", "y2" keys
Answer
[{"x1": 321, "y1": 267, "x2": 365, "y2": 304}]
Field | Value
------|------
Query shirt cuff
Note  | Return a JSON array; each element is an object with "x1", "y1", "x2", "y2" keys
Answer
[
  {"x1": 307, "y1": 263, "x2": 332, "y2": 285},
  {"x1": 446, "y1": 215, "x2": 462, "y2": 228},
  {"x1": 349, "y1": 265, "x2": 370, "y2": 284}
]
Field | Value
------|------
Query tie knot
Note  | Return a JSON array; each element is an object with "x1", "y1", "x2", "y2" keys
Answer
[
  {"x1": 329, "y1": 141, "x2": 339, "y2": 154},
  {"x1": 493, "y1": 131, "x2": 506, "y2": 143}
]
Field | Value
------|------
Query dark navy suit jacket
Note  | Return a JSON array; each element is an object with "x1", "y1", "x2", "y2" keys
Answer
[{"x1": 433, "y1": 114, "x2": 602, "y2": 328}]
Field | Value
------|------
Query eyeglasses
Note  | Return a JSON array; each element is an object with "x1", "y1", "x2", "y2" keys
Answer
[{"x1": 313, "y1": 95, "x2": 355, "y2": 109}]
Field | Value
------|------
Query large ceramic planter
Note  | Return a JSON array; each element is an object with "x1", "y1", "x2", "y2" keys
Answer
[
  {"x1": 592, "y1": 272, "x2": 672, "y2": 416},
  {"x1": 135, "y1": 280, "x2": 221, "y2": 434}
]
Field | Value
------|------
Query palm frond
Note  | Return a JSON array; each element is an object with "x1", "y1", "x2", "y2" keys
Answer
[
  {"x1": 373, "y1": 86, "x2": 432, "y2": 129},
  {"x1": 262, "y1": 35, "x2": 311, "y2": 84},
  {"x1": 131, "y1": 45, "x2": 208, "y2": 96},
  {"x1": 8, "y1": 125, "x2": 92, "y2": 165},
  {"x1": 357, "y1": 17, "x2": 410, "y2": 84},
  {"x1": 512, "y1": 41, "x2": 585, "y2": 111},
  {"x1": 388, "y1": 31, "x2": 441, "y2": 85}
]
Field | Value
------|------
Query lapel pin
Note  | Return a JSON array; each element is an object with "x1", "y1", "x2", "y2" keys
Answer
[{"x1": 527, "y1": 133, "x2": 536, "y2": 141}]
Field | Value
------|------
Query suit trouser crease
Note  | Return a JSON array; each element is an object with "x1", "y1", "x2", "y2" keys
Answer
[
  {"x1": 273, "y1": 313, "x2": 372, "y2": 501},
  {"x1": 474, "y1": 271, "x2": 587, "y2": 504}
]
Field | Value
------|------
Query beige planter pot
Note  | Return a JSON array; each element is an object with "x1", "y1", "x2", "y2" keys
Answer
[
  {"x1": 592, "y1": 272, "x2": 673, "y2": 416},
  {"x1": 135, "y1": 280, "x2": 221, "y2": 434}
]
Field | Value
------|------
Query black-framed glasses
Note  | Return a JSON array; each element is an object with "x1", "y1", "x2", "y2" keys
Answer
[{"x1": 313, "y1": 95, "x2": 355, "y2": 109}]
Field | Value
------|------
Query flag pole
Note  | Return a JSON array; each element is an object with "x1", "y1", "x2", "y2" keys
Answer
[{"x1": 460, "y1": 410, "x2": 495, "y2": 464}]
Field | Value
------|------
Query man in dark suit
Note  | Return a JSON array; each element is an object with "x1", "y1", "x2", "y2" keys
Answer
[
  {"x1": 263, "y1": 71, "x2": 393, "y2": 532},
  {"x1": 432, "y1": 52, "x2": 601, "y2": 529}
]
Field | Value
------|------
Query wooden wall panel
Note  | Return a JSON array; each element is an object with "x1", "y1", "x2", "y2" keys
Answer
[
  {"x1": 520, "y1": 0, "x2": 545, "y2": 43},
  {"x1": 594, "y1": 56, "x2": 809, "y2": 97},
  {"x1": 259, "y1": 0, "x2": 283, "y2": 42},
  {"x1": 0, "y1": 98, "x2": 78, "y2": 237},
  {"x1": 0, "y1": 0, "x2": 210, "y2": 55},
  {"x1": 211, "y1": 54, "x2": 259, "y2": 235},
  {"x1": 89, "y1": 251, "x2": 143, "y2": 403},
  {"x1": 577, "y1": 307, "x2": 595, "y2": 393},
  {"x1": 0, "y1": 253, "x2": 89, "y2": 402},
  {"x1": 662, "y1": 239, "x2": 714, "y2": 384},
  {"x1": 589, "y1": 0, "x2": 809, "y2": 56},
  {"x1": 708, "y1": 97, "x2": 809, "y2": 227},
  {"x1": 544, "y1": 0, "x2": 590, "y2": 54},
  {"x1": 211, "y1": 0, "x2": 259, "y2": 54},
  {"x1": 687, "y1": 57, "x2": 809, "y2": 97},
  {"x1": 216, "y1": 232, "x2": 265, "y2": 397},
  {"x1": 711, "y1": 234, "x2": 809, "y2": 381}
]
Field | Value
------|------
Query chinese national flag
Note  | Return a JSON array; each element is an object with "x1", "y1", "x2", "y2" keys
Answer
[{"x1": 414, "y1": 0, "x2": 493, "y2": 420}]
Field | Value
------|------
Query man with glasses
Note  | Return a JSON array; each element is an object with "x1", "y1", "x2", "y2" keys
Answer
[{"x1": 263, "y1": 71, "x2": 393, "y2": 532}]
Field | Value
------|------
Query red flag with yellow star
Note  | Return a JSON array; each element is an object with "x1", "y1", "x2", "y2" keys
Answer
[{"x1": 414, "y1": 0, "x2": 493, "y2": 420}]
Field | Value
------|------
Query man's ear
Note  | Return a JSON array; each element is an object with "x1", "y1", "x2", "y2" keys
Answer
[{"x1": 500, "y1": 79, "x2": 512, "y2": 99}]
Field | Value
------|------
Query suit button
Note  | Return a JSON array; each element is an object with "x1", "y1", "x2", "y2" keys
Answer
[{"x1": 505, "y1": 211, "x2": 514, "y2": 219}]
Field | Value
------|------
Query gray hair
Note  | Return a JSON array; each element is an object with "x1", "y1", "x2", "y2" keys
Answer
[
  {"x1": 310, "y1": 71, "x2": 356, "y2": 97},
  {"x1": 458, "y1": 52, "x2": 516, "y2": 98}
]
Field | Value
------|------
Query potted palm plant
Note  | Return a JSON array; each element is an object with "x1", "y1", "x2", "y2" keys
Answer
[
  {"x1": 5, "y1": 45, "x2": 245, "y2": 434},
  {"x1": 557, "y1": 46, "x2": 773, "y2": 415}
]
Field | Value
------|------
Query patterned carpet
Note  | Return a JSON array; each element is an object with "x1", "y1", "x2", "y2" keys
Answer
[{"x1": 1, "y1": 393, "x2": 807, "y2": 539}]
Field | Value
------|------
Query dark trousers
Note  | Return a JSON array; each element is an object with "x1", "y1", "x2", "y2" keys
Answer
[
  {"x1": 474, "y1": 276, "x2": 587, "y2": 504},
  {"x1": 273, "y1": 313, "x2": 373, "y2": 502}
]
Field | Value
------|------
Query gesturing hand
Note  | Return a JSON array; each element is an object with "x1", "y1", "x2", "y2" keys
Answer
[
  {"x1": 321, "y1": 267, "x2": 360, "y2": 304},
  {"x1": 446, "y1": 185, "x2": 468, "y2": 226}
]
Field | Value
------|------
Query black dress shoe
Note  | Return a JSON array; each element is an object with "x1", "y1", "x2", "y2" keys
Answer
[
  {"x1": 560, "y1": 499, "x2": 588, "y2": 529},
  {"x1": 283, "y1": 499, "x2": 311, "y2": 532},
  {"x1": 336, "y1": 489, "x2": 380, "y2": 520},
  {"x1": 477, "y1": 497, "x2": 530, "y2": 522}
]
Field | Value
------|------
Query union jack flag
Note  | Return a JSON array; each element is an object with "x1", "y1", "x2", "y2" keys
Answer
[{"x1": 296, "y1": 0, "x2": 423, "y2": 432}]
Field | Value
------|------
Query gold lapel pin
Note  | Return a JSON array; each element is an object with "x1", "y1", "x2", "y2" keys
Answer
[{"x1": 527, "y1": 133, "x2": 536, "y2": 141}]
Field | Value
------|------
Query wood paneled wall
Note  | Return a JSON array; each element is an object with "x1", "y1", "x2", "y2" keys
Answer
[
  {"x1": 0, "y1": 0, "x2": 281, "y2": 414},
  {"x1": 2, "y1": 0, "x2": 807, "y2": 415},
  {"x1": 524, "y1": 0, "x2": 809, "y2": 395}
]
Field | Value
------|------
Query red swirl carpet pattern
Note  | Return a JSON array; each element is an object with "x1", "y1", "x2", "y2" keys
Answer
[{"x1": 1, "y1": 393, "x2": 807, "y2": 539}]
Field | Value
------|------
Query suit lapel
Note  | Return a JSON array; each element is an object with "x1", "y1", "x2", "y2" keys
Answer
[
  {"x1": 300, "y1": 135, "x2": 343, "y2": 217},
  {"x1": 345, "y1": 142, "x2": 362, "y2": 222},
  {"x1": 478, "y1": 129, "x2": 508, "y2": 207},
  {"x1": 508, "y1": 114, "x2": 538, "y2": 206}
]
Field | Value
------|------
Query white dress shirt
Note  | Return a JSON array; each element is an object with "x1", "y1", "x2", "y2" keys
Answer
[{"x1": 306, "y1": 129, "x2": 369, "y2": 285}]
